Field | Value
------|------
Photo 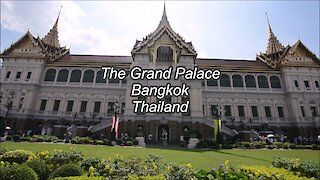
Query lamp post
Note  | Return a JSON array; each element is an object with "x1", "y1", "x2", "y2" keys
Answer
[
  {"x1": 2, "y1": 92, "x2": 16, "y2": 135},
  {"x1": 249, "y1": 117, "x2": 252, "y2": 129}
]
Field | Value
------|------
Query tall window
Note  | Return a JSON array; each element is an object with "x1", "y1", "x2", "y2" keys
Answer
[
  {"x1": 57, "y1": 69, "x2": 69, "y2": 82},
  {"x1": 238, "y1": 106, "x2": 245, "y2": 117},
  {"x1": 83, "y1": 70, "x2": 94, "y2": 83},
  {"x1": 80, "y1": 101, "x2": 87, "y2": 113},
  {"x1": 258, "y1": 75, "x2": 269, "y2": 88},
  {"x1": 16, "y1": 72, "x2": 21, "y2": 79},
  {"x1": 310, "y1": 107, "x2": 317, "y2": 117},
  {"x1": 26, "y1": 72, "x2": 32, "y2": 79},
  {"x1": 220, "y1": 74, "x2": 231, "y2": 87},
  {"x1": 39, "y1": 100, "x2": 47, "y2": 111},
  {"x1": 245, "y1": 75, "x2": 256, "y2": 87},
  {"x1": 44, "y1": 69, "x2": 56, "y2": 81},
  {"x1": 232, "y1": 75, "x2": 243, "y2": 87},
  {"x1": 315, "y1": 81, "x2": 319, "y2": 88},
  {"x1": 96, "y1": 70, "x2": 107, "y2": 83},
  {"x1": 207, "y1": 79, "x2": 218, "y2": 86},
  {"x1": 121, "y1": 103, "x2": 125, "y2": 114},
  {"x1": 211, "y1": 105, "x2": 218, "y2": 116},
  {"x1": 277, "y1": 107, "x2": 284, "y2": 118},
  {"x1": 224, "y1": 105, "x2": 231, "y2": 117},
  {"x1": 182, "y1": 96, "x2": 190, "y2": 116},
  {"x1": 66, "y1": 101, "x2": 74, "y2": 112},
  {"x1": 53, "y1": 100, "x2": 60, "y2": 112},
  {"x1": 304, "y1": 81, "x2": 310, "y2": 88},
  {"x1": 18, "y1": 98, "x2": 24, "y2": 109},
  {"x1": 265, "y1": 106, "x2": 271, "y2": 118},
  {"x1": 94, "y1": 102, "x2": 101, "y2": 113},
  {"x1": 157, "y1": 46, "x2": 173, "y2": 62},
  {"x1": 251, "y1": 106, "x2": 258, "y2": 117},
  {"x1": 294, "y1": 80, "x2": 299, "y2": 88},
  {"x1": 301, "y1": 106, "x2": 305, "y2": 117},
  {"x1": 107, "y1": 102, "x2": 115, "y2": 114},
  {"x1": 70, "y1": 70, "x2": 82, "y2": 82},
  {"x1": 6, "y1": 71, "x2": 11, "y2": 78},
  {"x1": 270, "y1": 76, "x2": 281, "y2": 88}
]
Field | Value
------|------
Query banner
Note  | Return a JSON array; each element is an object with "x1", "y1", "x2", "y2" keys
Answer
[{"x1": 214, "y1": 119, "x2": 221, "y2": 142}]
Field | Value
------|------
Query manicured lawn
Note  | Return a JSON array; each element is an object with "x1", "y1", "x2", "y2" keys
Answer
[{"x1": 1, "y1": 142, "x2": 319, "y2": 170}]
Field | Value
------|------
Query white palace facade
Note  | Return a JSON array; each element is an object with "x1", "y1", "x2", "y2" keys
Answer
[{"x1": 0, "y1": 6, "x2": 319, "y2": 143}]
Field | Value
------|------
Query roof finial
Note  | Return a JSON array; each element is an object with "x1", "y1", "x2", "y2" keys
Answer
[
  {"x1": 265, "y1": 12, "x2": 284, "y2": 54},
  {"x1": 162, "y1": 0, "x2": 167, "y2": 21},
  {"x1": 42, "y1": 6, "x2": 62, "y2": 48}
]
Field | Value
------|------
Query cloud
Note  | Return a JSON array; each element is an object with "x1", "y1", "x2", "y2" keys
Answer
[{"x1": 1, "y1": 1, "x2": 319, "y2": 59}]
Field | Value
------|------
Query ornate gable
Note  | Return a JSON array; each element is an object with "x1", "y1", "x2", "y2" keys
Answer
[
  {"x1": 131, "y1": 4, "x2": 197, "y2": 63},
  {"x1": 1, "y1": 31, "x2": 45, "y2": 58},
  {"x1": 281, "y1": 40, "x2": 320, "y2": 67}
]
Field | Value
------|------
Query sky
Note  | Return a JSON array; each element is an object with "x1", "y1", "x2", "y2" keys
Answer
[{"x1": 1, "y1": 1, "x2": 319, "y2": 60}]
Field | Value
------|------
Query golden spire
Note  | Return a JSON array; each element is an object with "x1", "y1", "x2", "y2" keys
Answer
[
  {"x1": 265, "y1": 13, "x2": 284, "y2": 54},
  {"x1": 159, "y1": 0, "x2": 169, "y2": 26},
  {"x1": 42, "y1": 6, "x2": 62, "y2": 48}
]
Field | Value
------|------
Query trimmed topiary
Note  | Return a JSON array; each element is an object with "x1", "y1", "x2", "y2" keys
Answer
[
  {"x1": 49, "y1": 163, "x2": 83, "y2": 179},
  {"x1": 0, "y1": 164, "x2": 38, "y2": 180},
  {"x1": 25, "y1": 159, "x2": 49, "y2": 180},
  {"x1": 1, "y1": 149, "x2": 34, "y2": 164}
]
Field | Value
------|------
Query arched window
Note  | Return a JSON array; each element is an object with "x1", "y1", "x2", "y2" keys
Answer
[
  {"x1": 258, "y1": 75, "x2": 269, "y2": 88},
  {"x1": 44, "y1": 69, "x2": 56, "y2": 82},
  {"x1": 207, "y1": 79, "x2": 218, "y2": 86},
  {"x1": 57, "y1": 69, "x2": 69, "y2": 82},
  {"x1": 96, "y1": 70, "x2": 106, "y2": 83},
  {"x1": 270, "y1": 76, "x2": 281, "y2": 88},
  {"x1": 157, "y1": 46, "x2": 173, "y2": 62},
  {"x1": 70, "y1": 69, "x2": 82, "y2": 82},
  {"x1": 220, "y1": 74, "x2": 230, "y2": 87},
  {"x1": 245, "y1": 75, "x2": 256, "y2": 88},
  {"x1": 232, "y1": 75, "x2": 243, "y2": 87},
  {"x1": 83, "y1": 70, "x2": 94, "y2": 83}
]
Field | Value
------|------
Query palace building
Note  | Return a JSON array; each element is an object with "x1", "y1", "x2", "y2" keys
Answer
[{"x1": 0, "y1": 5, "x2": 319, "y2": 143}]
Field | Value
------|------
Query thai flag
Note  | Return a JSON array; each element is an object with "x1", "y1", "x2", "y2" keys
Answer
[
  {"x1": 115, "y1": 116, "x2": 120, "y2": 139},
  {"x1": 111, "y1": 115, "x2": 120, "y2": 139}
]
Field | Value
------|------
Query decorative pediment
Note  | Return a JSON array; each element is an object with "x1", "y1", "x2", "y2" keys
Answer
[
  {"x1": 1, "y1": 31, "x2": 45, "y2": 57},
  {"x1": 131, "y1": 4, "x2": 197, "y2": 61}
]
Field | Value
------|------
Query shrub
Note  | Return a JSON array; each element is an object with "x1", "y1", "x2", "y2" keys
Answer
[
  {"x1": 25, "y1": 159, "x2": 49, "y2": 180},
  {"x1": 116, "y1": 139, "x2": 123, "y2": 145},
  {"x1": 289, "y1": 143, "x2": 296, "y2": 149},
  {"x1": 103, "y1": 139, "x2": 111, "y2": 146},
  {"x1": 222, "y1": 144, "x2": 234, "y2": 149},
  {"x1": 21, "y1": 136, "x2": 32, "y2": 141},
  {"x1": 274, "y1": 142, "x2": 283, "y2": 149},
  {"x1": 165, "y1": 163, "x2": 196, "y2": 180},
  {"x1": 282, "y1": 142, "x2": 290, "y2": 149},
  {"x1": 133, "y1": 139, "x2": 139, "y2": 145},
  {"x1": 125, "y1": 140, "x2": 133, "y2": 146},
  {"x1": 240, "y1": 165, "x2": 309, "y2": 180},
  {"x1": 71, "y1": 136, "x2": 92, "y2": 144},
  {"x1": 0, "y1": 164, "x2": 38, "y2": 180},
  {"x1": 94, "y1": 140, "x2": 104, "y2": 145},
  {"x1": 253, "y1": 141, "x2": 266, "y2": 149},
  {"x1": 197, "y1": 140, "x2": 215, "y2": 148},
  {"x1": 272, "y1": 157, "x2": 319, "y2": 178},
  {"x1": 47, "y1": 150, "x2": 83, "y2": 168},
  {"x1": 6, "y1": 135, "x2": 12, "y2": 141},
  {"x1": 32, "y1": 135, "x2": 45, "y2": 142},
  {"x1": 0, "y1": 147, "x2": 8, "y2": 155},
  {"x1": 49, "y1": 163, "x2": 83, "y2": 179},
  {"x1": 13, "y1": 134, "x2": 21, "y2": 142},
  {"x1": 52, "y1": 175, "x2": 104, "y2": 180},
  {"x1": 128, "y1": 175, "x2": 166, "y2": 180},
  {"x1": 80, "y1": 157, "x2": 103, "y2": 171},
  {"x1": 311, "y1": 144, "x2": 319, "y2": 150},
  {"x1": 1, "y1": 149, "x2": 34, "y2": 164}
]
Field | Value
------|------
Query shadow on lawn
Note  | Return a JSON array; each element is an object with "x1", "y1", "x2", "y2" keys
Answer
[{"x1": 145, "y1": 145, "x2": 271, "y2": 163}]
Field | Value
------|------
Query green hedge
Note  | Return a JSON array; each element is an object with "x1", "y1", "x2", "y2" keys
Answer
[{"x1": 49, "y1": 164, "x2": 83, "y2": 179}]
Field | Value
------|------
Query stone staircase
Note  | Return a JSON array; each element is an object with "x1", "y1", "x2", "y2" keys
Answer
[
  {"x1": 88, "y1": 119, "x2": 112, "y2": 133},
  {"x1": 204, "y1": 119, "x2": 238, "y2": 137}
]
